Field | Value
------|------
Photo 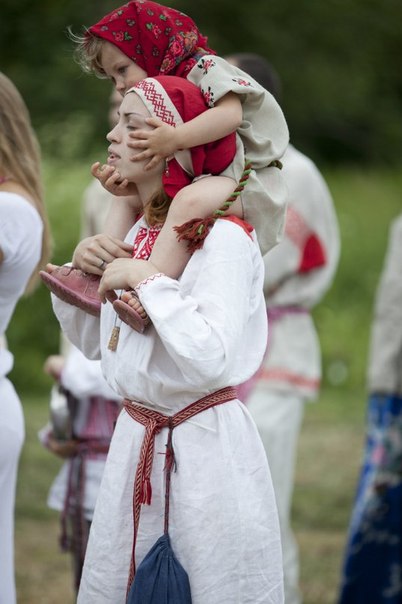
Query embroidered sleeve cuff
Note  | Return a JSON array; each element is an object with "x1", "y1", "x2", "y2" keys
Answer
[{"x1": 134, "y1": 272, "x2": 166, "y2": 296}]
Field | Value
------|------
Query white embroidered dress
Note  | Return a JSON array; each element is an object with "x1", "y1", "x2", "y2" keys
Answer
[{"x1": 52, "y1": 217, "x2": 284, "y2": 604}]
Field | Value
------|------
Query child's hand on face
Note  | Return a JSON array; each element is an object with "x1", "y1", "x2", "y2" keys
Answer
[
  {"x1": 91, "y1": 162, "x2": 138, "y2": 196},
  {"x1": 128, "y1": 117, "x2": 178, "y2": 170}
]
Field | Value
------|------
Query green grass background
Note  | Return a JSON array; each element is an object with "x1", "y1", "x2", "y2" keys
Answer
[{"x1": 11, "y1": 162, "x2": 402, "y2": 603}]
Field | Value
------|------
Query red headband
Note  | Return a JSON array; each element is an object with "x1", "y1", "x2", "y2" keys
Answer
[
  {"x1": 89, "y1": 0, "x2": 215, "y2": 78},
  {"x1": 129, "y1": 76, "x2": 236, "y2": 197}
]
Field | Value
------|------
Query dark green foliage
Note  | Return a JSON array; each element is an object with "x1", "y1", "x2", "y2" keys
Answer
[{"x1": 1, "y1": 0, "x2": 401, "y2": 164}]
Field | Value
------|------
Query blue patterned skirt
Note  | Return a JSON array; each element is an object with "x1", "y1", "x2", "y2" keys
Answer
[{"x1": 339, "y1": 393, "x2": 402, "y2": 603}]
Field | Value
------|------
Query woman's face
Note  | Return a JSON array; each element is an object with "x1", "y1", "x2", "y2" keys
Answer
[
  {"x1": 106, "y1": 91, "x2": 163, "y2": 184},
  {"x1": 101, "y1": 41, "x2": 147, "y2": 96}
]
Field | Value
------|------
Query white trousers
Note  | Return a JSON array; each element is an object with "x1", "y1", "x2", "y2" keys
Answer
[
  {"x1": 247, "y1": 387, "x2": 304, "y2": 604},
  {"x1": 0, "y1": 378, "x2": 25, "y2": 604}
]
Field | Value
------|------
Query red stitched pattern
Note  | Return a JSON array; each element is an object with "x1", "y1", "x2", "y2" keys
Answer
[
  {"x1": 132, "y1": 225, "x2": 162, "y2": 260},
  {"x1": 232, "y1": 77, "x2": 252, "y2": 87},
  {"x1": 134, "y1": 80, "x2": 176, "y2": 125},
  {"x1": 197, "y1": 57, "x2": 216, "y2": 74},
  {"x1": 202, "y1": 85, "x2": 215, "y2": 107},
  {"x1": 134, "y1": 272, "x2": 165, "y2": 295}
]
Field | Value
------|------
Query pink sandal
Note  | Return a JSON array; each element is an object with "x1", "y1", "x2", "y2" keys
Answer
[
  {"x1": 113, "y1": 293, "x2": 150, "y2": 334},
  {"x1": 40, "y1": 266, "x2": 102, "y2": 316}
]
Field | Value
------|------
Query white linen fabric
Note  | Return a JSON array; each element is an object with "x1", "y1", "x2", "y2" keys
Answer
[
  {"x1": 0, "y1": 192, "x2": 42, "y2": 604},
  {"x1": 52, "y1": 217, "x2": 284, "y2": 603},
  {"x1": 367, "y1": 214, "x2": 402, "y2": 394},
  {"x1": 188, "y1": 56, "x2": 289, "y2": 256},
  {"x1": 0, "y1": 193, "x2": 42, "y2": 348}
]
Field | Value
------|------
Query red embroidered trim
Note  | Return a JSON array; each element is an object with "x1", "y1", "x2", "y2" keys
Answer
[
  {"x1": 134, "y1": 272, "x2": 165, "y2": 295},
  {"x1": 134, "y1": 80, "x2": 176, "y2": 125},
  {"x1": 132, "y1": 225, "x2": 162, "y2": 260}
]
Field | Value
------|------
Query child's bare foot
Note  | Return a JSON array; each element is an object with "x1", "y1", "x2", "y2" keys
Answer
[
  {"x1": 113, "y1": 291, "x2": 150, "y2": 334},
  {"x1": 121, "y1": 291, "x2": 148, "y2": 319}
]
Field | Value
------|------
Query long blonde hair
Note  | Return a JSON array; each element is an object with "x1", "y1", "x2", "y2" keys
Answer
[{"x1": 0, "y1": 72, "x2": 51, "y2": 291}]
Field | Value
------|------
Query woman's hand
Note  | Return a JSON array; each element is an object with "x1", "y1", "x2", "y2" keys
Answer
[
  {"x1": 72, "y1": 235, "x2": 133, "y2": 275},
  {"x1": 91, "y1": 162, "x2": 138, "y2": 196},
  {"x1": 128, "y1": 118, "x2": 178, "y2": 169},
  {"x1": 47, "y1": 432, "x2": 79, "y2": 459},
  {"x1": 43, "y1": 355, "x2": 65, "y2": 381},
  {"x1": 98, "y1": 258, "x2": 159, "y2": 301}
]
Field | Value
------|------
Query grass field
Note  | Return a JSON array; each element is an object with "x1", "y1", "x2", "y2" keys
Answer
[{"x1": 10, "y1": 163, "x2": 402, "y2": 602}]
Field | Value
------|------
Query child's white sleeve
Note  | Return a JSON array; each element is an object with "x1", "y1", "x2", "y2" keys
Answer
[{"x1": 187, "y1": 54, "x2": 289, "y2": 168}]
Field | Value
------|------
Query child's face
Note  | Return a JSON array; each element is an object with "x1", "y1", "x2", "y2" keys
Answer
[
  {"x1": 101, "y1": 41, "x2": 148, "y2": 96},
  {"x1": 106, "y1": 92, "x2": 163, "y2": 183}
]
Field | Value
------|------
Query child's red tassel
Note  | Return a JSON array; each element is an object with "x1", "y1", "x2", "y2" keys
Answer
[
  {"x1": 174, "y1": 161, "x2": 253, "y2": 253},
  {"x1": 174, "y1": 216, "x2": 216, "y2": 253}
]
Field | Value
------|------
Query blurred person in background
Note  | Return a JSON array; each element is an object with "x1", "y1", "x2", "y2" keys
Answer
[
  {"x1": 227, "y1": 53, "x2": 340, "y2": 604},
  {"x1": 0, "y1": 71, "x2": 51, "y2": 604},
  {"x1": 338, "y1": 213, "x2": 402, "y2": 604},
  {"x1": 39, "y1": 89, "x2": 122, "y2": 593}
]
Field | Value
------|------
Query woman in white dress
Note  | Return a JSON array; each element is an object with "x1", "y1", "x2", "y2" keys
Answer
[
  {"x1": 0, "y1": 71, "x2": 51, "y2": 604},
  {"x1": 49, "y1": 75, "x2": 283, "y2": 603}
]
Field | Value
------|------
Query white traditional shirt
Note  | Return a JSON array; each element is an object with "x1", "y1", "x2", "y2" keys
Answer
[{"x1": 0, "y1": 192, "x2": 42, "y2": 379}]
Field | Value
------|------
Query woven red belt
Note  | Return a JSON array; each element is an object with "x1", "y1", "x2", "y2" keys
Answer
[{"x1": 123, "y1": 386, "x2": 238, "y2": 594}]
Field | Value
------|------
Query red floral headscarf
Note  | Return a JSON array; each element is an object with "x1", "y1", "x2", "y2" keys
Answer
[
  {"x1": 128, "y1": 75, "x2": 236, "y2": 197},
  {"x1": 89, "y1": 0, "x2": 215, "y2": 78}
]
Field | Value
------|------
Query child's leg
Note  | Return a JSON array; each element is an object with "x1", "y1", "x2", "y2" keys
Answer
[{"x1": 149, "y1": 175, "x2": 239, "y2": 279}]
